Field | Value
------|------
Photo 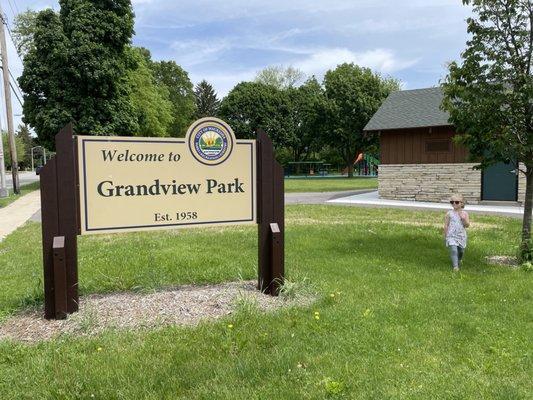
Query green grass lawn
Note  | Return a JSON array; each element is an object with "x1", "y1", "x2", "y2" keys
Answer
[
  {"x1": 0, "y1": 181, "x2": 40, "y2": 208},
  {"x1": 0, "y1": 206, "x2": 531, "y2": 399},
  {"x1": 285, "y1": 177, "x2": 377, "y2": 193}
]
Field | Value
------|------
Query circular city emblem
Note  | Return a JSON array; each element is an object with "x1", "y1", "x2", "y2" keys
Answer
[{"x1": 187, "y1": 118, "x2": 235, "y2": 165}]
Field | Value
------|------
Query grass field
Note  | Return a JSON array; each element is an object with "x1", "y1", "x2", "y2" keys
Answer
[
  {"x1": 0, "y1": 205, "x2": 531, "y2": 399},
  {"x1": 0, "y1": 181, "x2": 40, "y2": 208},
  {"x1": 284, "y1": 177, "x2": 377, "y2": 193}
]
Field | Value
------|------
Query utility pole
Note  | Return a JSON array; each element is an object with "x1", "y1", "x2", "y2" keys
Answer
[
  {"x1": 0, "y1": 114, "x2": 7, "y2": 197},
  {"x1": 0, "y1": 4, "x2": 18, "y2": 194}
]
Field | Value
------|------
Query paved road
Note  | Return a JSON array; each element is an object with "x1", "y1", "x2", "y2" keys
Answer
[{"x1": 5, "y1": 171, "x2": 40, "y2": 189}]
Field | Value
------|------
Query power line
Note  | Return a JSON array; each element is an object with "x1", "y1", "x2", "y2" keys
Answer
[
  {"x1": 0, "y1": 66, "x2": 21, "y2": 108},
  {"x1": 5, "y1": 0, "x2": 16, "y2": 20},
  {"x1": 0, "y1": 11, "x2": 23, "y2": 64},
  {"x1": 7, "y1": 0, "x2": 19, "y2": 16},
  {"x1": 7, "y1": 67, "x2": 23, "y2": 98}
]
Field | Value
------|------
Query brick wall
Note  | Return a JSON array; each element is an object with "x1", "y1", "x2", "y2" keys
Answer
[{"x1": 378, "y1": 163, "x2": 482, "y2": 204}]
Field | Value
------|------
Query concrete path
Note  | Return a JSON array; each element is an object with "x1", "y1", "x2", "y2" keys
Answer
[
  {"x1": 0, "y1": 190, "x2": 41, "y2": 241},
  {"x1": 286, "y1": 189, "x2": 376, "y2": 205},
  {"x1": 328, "y1": 190, "x2": 525, "y2": 218}
]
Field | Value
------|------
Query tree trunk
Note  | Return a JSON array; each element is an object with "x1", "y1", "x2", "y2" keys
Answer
[
  {"x1": 347, "y1": 163, "x2": 354, "y2": 178},
  {"x1": 520, "y1": 166, "x2": 533, "y2": 262}
]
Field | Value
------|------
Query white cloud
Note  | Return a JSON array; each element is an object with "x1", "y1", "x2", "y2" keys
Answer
[{"x1": 295, "y1": 48, "x2": 418, "y2": 77}]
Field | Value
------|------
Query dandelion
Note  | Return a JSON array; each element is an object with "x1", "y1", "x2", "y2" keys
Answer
[
  {"x1": 97, "y1": 347, "x2": 102, "y2": 352},
  {"x1": 329, "y1": 293, "x2": 335, "y2": 298},
  {"x1": 227, "y1": 324, "x2": 234, "y2": 329},
  {"x1": 315, "y1": 315, "x2": 320, "y2": 320},
  {"x1": 314, "y1": 311, "x2": 320, "y2": 315}
]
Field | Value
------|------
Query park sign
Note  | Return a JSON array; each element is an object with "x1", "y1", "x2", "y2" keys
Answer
[
  {"x1": 77, "y1": 118, "x2": 256, "y2": 234},
  {"x1": 39, "y1": 119, "x2": 284, "y2": 320}
]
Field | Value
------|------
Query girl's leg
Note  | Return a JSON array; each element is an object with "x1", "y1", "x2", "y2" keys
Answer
[
  {"x1": 458, "y1": 246, "x2": 465, "y2": 264},
  {"x1": 448, "y1": 245, "x2": 460, "y2": 269}
]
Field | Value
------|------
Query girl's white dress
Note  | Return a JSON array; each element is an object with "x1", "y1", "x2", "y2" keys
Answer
[{"x1": 446, "y1": 210, "x2": 467, "y2": 248}]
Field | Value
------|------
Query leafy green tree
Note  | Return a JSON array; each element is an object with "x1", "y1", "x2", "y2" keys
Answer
[
  {"x1": 151, "y1": 61, "x2": 196, "y2": 137},
  {"x1": 285, "y1": 77, "x2": 326, "y2": 162},
  {"x1": 255, "y1": 65, "x2": 305, "y2": 89},
  {"x1": 127, "y1": 48, "x2": 173, "y2": 137},
  {"x1": 442, "y1": 0, "x2": 532, "y2": 261},
  {"x1": 12, "y1": 10, "x2": 38, "y2": 57},
  {"x1": 194, "y1": 80, "x2": 220, "y2": 118},
  {"x1": 2, "y1": 132, "x2": 26, "y2": 170},
  {"x1": 322, "y1": 63, "x2": 400, "y2": 177},
  {"x1": 18, "y1": 1, "x2": 138, "y2": 149},
  {"x1": 15, "y1": 125, "x2": 35, "y2": 170},
  {"x1": 219, "y1": 82, "x2": 291, "y2": 148}
]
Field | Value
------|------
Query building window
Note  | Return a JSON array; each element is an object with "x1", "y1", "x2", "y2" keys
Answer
[{"x1": 425, "y1": 139, "x2": 450, "y2": 152}]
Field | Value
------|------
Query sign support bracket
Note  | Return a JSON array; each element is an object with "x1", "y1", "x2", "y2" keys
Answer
[
  {"x1": 40, "y1": 123, "x2": 79, "y2": 319},
  {"x1": 257, "y1": 129, "x2": 285, "y2": 295}
]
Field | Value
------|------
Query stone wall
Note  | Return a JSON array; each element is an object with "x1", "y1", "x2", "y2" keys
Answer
[{"x1": 378, "y1": 163, "x2": 482, "y2": 204}]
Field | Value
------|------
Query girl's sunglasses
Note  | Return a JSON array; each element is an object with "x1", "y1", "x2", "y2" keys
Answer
[{"x1": 450, "y1": 201, "x2": 462, "y2": 205}]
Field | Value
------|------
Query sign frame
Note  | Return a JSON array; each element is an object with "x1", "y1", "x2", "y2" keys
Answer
[{"x1": 40, "y1": 122, "x2": 284, "y2": 320}]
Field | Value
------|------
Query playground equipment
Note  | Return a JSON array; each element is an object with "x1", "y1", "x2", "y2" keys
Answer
[{"x1": 341, "y1": 153, "x2": 379, "y2": 176}]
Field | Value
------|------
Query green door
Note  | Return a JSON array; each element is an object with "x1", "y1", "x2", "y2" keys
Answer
[{"x1": 482, "y1": 162, "x2": 518, "y2": 201}]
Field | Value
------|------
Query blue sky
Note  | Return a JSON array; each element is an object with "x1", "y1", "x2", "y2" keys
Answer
[{"x1": 3, "y1": 0, "x2": 472, "y2": 128}]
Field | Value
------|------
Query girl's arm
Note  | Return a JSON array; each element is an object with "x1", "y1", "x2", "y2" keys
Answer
[
  {"x1": 461, "y1": 211, "x2": 470, "y2": 228},
  {"x1": 444, "y1": 213, "x2": 450, "y2": 236}
]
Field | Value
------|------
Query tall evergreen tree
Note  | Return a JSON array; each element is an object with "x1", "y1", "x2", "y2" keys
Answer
[
  {"x1": 194, "y1": 80, "x2": 220, "y2": 118},
  {"x1": 18, "y1": 0, "x2": 138, "y2": 149}
]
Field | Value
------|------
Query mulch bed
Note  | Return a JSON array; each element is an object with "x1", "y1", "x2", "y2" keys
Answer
[
  {"x1": 485, "y1": 255, "x2": 519, "y2": 267},
  {"x1": 0, "y1": 281, "x2": 313, "y2": 343}
]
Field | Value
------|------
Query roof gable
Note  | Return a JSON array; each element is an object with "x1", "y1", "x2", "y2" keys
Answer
[{"x1": 364, "y1": 87, "x2": 451, "y2": 131}]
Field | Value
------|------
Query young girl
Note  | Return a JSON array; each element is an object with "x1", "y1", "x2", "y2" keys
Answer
[{"x1": 444, "y1": 194, "x2": 470, "y2": 271}]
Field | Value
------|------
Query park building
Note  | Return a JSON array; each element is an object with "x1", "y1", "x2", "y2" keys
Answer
[{"x1": 363, "y1": 87, "x2": 526, "y2": 205}]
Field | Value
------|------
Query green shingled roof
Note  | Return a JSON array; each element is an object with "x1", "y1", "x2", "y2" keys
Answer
[{"x1": 363, "y1": 87, "x2": 452, "y2": 131}]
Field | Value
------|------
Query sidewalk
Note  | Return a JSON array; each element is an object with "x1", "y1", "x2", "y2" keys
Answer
[
  {"x1": 328, "y1": 191, "x2": 524, "y2": 218},
  {"x1": 0, "y1": 191, "x2": 41, "y2": 241}
]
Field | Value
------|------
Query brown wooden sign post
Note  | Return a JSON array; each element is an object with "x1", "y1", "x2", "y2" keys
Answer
[{"x1": 40, "y1": 122, "x2": 284, "y2": 319}]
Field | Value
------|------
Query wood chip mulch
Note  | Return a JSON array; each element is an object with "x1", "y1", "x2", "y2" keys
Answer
[
  {"x1": 0, "y1": 281, "x2": 314, "y2": 343},
  {"x1": 485, "y1": 255, "x2": 519, "y2": 267}
]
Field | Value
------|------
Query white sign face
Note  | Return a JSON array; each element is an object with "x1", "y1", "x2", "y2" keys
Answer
[{"x1": 77, "y1": 118, "x2": 256, "y2": 234}]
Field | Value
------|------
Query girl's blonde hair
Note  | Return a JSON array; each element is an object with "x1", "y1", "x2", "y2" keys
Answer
[{"x1": 450, "y1": 193, "x2": 465, "y2": 208}]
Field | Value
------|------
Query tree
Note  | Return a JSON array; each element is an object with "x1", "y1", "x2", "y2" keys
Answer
[
  {"x1": 441, "y1": 0, "x2": 532, "y2": 261},
  {"x1": 285, "y1": 77, "x2": 326, "y2": 162},
  {"x1": 255, "y1": 65, "x2": 305, "y2": 89},
  {"x1": 16, "y1": 124, "x2": 34, "y2": 170},
  {"x1": 322, "y1": 63, "x2": 400, "y2": 177},
  {"x1": 194, "y1": 80, "x2": 220, "y2": 118},
  {"x1": 12, "y1": 10, "x2": 38, "y2": 57},
  {"x1": 18, "y1": 1, "x2": 138, "y2": 149},
  {"x1": 2, "y1": 132, "x2": 25, "y2": 170},
  {"x1": 219, "y1": 82, "x2": 291, "y2": 148},
  {"x1": 151, "y1": 61, "x2": 196, "y2": 137},
  {"x1": 127, "y1": 48, "x2": 173, "y2": 137}
]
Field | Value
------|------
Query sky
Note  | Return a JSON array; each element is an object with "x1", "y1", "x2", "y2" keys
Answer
[{"x1": 2, "y1": 0, "x2": 472, "y2": 130}]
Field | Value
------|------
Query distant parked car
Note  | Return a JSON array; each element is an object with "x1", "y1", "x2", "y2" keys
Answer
[{"x1": 35, "y1": 166, "x2": 44, "y2": 175}]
